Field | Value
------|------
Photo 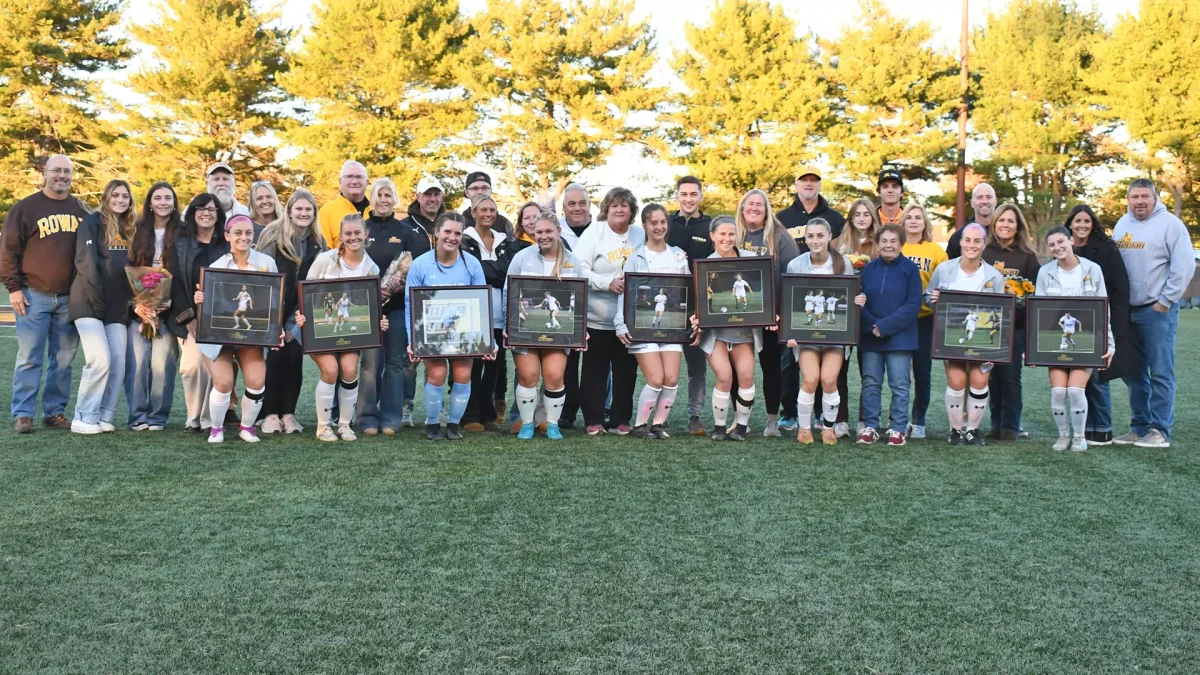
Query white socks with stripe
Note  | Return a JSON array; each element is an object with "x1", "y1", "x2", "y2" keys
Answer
[
  {"x1": 337, "y1": 379, "x2": 358, "y2": 426},
  {"x1": 797, "y1": 389, "x2": 815, "y2": 428},
  {"x1": 735, "y1": 386, "x2": 755, "y2": 426},
  {"x1": 821, "y1": 391, "x2": 840, "y2": 428},
  {"x1": 653, "y1": 386, "x2": 677, "y2": 425},
  {"x1": 515, "y1": 384, "x2": 538, "y2": 424},
  {"x1": 1051, "y1": 387, "x2": 1069, "y2": 437},
  {"x1": 636, "y1": 384, "x2": 661, "y2": 427},
  {"x1": 315, "y1": 380, "x2": 335, "y2": 427},
  {"x1": 242, "y1": 386, "x2": 265, "y2": 428},
  {"x1": 945, "y1": 387, "x2": 965, "y2": 431},
  {"x1": 1068, "y1": 387, "x2": 1087, "y2": 439},
  {"x1": 544, "y1": 387, "x2": 566, "y2": 424},
  {"x1": 711, "y1": 388, "x2": 730, "y2": 428},
  {"x1": 967, "y1": 386, "x2": 989, "y2": 431}
]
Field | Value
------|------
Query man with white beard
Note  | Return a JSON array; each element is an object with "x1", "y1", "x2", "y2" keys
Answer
[{"x1": 204, "y1": 162, "x2": 250, "y2": 222}]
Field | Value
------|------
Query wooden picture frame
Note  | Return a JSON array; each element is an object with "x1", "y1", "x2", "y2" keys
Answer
[
  {"x1": 931, "y1": 290, "x2": 1016, "y2": 364},
  {"x1": 408, "y1": 285, "x2": 495, "y2": 358},
  {"x1": 693, "y1": 256, "x2": 776, "y2": 329},
  {"x1": 1025, "y1": 296, "x2": 1109, "y2": 368},
  {"x1": 505, "y1": 276, "x2": 588, "y2": 349},
  {"x1": 778, "y1": 273, "x2": 860, "y2": 345},
  {"x1": 623, "y1": 272, "x2": 695, "y2": 344},
  {"x1": 197, "y1": 267, "x2": 286, "y2": 348},
  {"x1": 297, "y1": 276, "x2": 384, "y2": 354}
]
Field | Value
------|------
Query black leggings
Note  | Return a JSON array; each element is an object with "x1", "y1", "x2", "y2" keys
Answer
[
  {"x1": 581, "y1": 328, "x2": 637, "y2": 428},
  {"x1": 758, "y1": 337, "x2": 783, "y2": 415},
  {"x1": 262, "y1": 338, "x2": 304, "y2": 416},
  {"x1": 463, "y1": 329, "x2": 506, "y2": 424}
]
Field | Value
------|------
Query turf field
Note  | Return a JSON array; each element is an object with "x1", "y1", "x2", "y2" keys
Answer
[
  {"x1": 633, "y1": 305, "x2": 688, "y2": 330},
  {"x1": 520, "y1": 307, "x2": 574, "y2": 334},
  {"x1": 2, "y1": 314, "x2": 1200, "y2": 672},
  {"x1": 708, "y1": 289, "x2": 763, "y2": 314},
  {"x1": 1037, "y1": 327, "x2": 1095, "y2": 353},
  {"x1": 311, "y1": 306, "x2": 372, "y2": 338}
]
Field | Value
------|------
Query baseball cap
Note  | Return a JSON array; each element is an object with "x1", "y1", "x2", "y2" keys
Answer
[
  {"x1": 796, "y1": 165, "x2": 822, "y2": 180},
  {"x1": 416, "y1": 176, "x2": 444, "y2": 194},
  {"x1": 465, "y1": 171, "x2": 492, "y2": 188},
  {"x1": 206, "y1": 162, "x2": 234, "y2": 177},
  {"x1": 877, "y1": 167, "x2": 904, "y2": 188}
]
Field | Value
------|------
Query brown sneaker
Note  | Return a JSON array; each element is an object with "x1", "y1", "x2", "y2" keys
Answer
[
  {"x1": 15, "y1": 416, "x2": 34, "y2": 434},
  {"x1": 510, "y1": 420, "x2": 524, "y2": 434},
  {"x1": 463, "y1": 423, "x2": 486, "y2": 432},
  {"x1": 43, "y1": 414, "x2": 70, "y2": 430},
  {"x1": 821, "y1": 426, "x2": 838, "y2": 445},
  {"x1": 494, "y1": 399, "x2": 507, "y2": 422},
  {"x1": 796, "y1": 427, "x2": 814, "y2": 444}
]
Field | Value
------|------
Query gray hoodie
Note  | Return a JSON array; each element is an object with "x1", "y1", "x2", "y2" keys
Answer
[{"x1": 1111, "y1": 199, "x2": 1196, "y2": 307}]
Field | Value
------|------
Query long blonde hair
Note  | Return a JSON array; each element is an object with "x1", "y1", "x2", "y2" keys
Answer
[
  {"x1": 989, "y1": 203, "x2": 1035, "y2": 254},
  {"x1": 98, "y1": 179, "x2": 136, "y2": 247},
  {"x1": 258, "y1": 189, "x2": 324, "y2": 264},
  {"x1": 248, "y1": 181, "x2": 283, "y2": 226},
  {"x1": 735, "y1": 189, "x2": 784, "y2": 258},
  {"x1": 900, "y1": 203, "x2": 934, "y2": 244},
  {"x1": 836, "y1": 197, "x2": 879, "y2": 258},
  {"x1": 533, "y1": 211, "x2": 567, "y2": 280}
]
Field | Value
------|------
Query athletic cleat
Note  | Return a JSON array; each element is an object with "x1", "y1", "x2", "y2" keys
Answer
[
  {"x1": 545, "y1": 423, "x2": 563, "y2": 440},
  {"x1": 820, "y1": 426, "x2": 838, "y2": 445},
  {"x1": 1052, "y1": 435, "x2": 1071, "y2": 452},
  {"x1": 650, "y1": 424, "x2": 669, "y2": 439},
  {"x1": 796, "y1": 427, "x2": 814, "y2": 444},
  {"x1": 1069, "y1": 436, "x2": 1088, "y2": 453},
  {"x1": 728, "y1": 424, "x2": 748, "y2": 442},
  {"x1": 337, "y1": 424, "x2": 357, "y2": 441},
  {"x1": 631, "y1": 425, "x2": 654, "y2": 439},
  {"x1": 709, "y1": 426, "x2": 728, "y2": 441},
  {"x1": 517, "y1": 423, "x2": 535, "y2": 440},
  {"x1": 444, "y1": 423, "x2": 463, "y2": 440},
  {"x1": 208, "y1": 427, "x2": 225, "y2": 443},
  {"x1": 315, "y1": 425, "x2": 338, "y2": 442},
  {"x1": 948, "y1": 428, "x2": 963, "y2": 445},
  {"x1": 238, "y1": 426, "x2": 260, "y2": 443},
  {"x1": 963, "y1": 429, "x2": 985, "y2": 446}
]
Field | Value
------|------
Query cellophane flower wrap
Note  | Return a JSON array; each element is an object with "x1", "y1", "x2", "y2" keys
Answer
[
  {"x1": 848, "y1": 254, "x2": 870, "y2": 274},
  {"x1": 125, "y1": 266, "x2": 173, "y2": 338},
  {"x1": 380, "y1": 251, "x2": 413, "y2": 303}
]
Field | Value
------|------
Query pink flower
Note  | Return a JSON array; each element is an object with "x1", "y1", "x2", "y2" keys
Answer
[{"x1": 140, "y1": 272, "x2": 162, "y2": 290}]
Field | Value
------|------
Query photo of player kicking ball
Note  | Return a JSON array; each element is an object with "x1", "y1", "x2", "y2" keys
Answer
[
  {"x1": 231, "y1": 285, "x2": 254, "y2": 330},
  {"x1": 732, "y1": 274, "x2": 751, "y2": 311},
  {"x1": 540, "y1": 291, "x2": 563, "y2": 329},
  {"x1": 1058, "y1": 312, "x2": 1079, "y2": 350}
]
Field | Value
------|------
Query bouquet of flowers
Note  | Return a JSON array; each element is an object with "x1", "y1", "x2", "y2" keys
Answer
[
  {"x1": 125, "y1": 266, "x2": 173, "y2": 339},
  {"x1": 1004, "y1": 276, "x2": 1036, "y2": 307},
  {"x1": 380, "y1": 251, "x2": 413, "y2": 303},
  {"x1": 847, "y1": 254, "x2": 870, "y2": 274}
]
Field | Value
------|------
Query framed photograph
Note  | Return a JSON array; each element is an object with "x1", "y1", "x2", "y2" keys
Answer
[
  {"x1": 506, "y1": 275, "x2": 588, "y2": 349},
  {"x1": 1025, "y1": 296, "x2": 1108, "y2": 368},
  {"x1": 197, "y1": 267, "x2": 285, "y2": 348},
  {"x1": 778, "y1": 274, "x2": 860, "y2": 345},
  {"x1": 408, "y1": 285, "x2": 494, "y2": 358},
  {"x1": 623, "y1": 272, "x2": 695, "y2": 344},
  {"x1": 694, "y1": 256, "x2": 775, "y2": 329},
  {"x1": 297, "y1": 276, "x2": 383, "y2": 354},
  {"x1": 931, "y1": 290, "x2": 1016, "y2": 363}
]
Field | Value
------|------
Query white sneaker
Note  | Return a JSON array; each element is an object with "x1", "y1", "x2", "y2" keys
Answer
[
  {"x1": 315, "y1": 425, "x2": 338, "y2": 442},
  {"x1": 148, "y1": 425, "x2": 164, "y2": 431},
  {"x1": 1069, "y1": 436, "x2": 1088, "y2": 452},
  {"x1": 99, "y1": 422, "x2": 116, "y2": 433},
  {"x1": 71, "y1": 420, "x2": 102, "y2": 435},
  {"x1": 1134, "y1": 429, "x2": 1170, "y2": 448},
  {"x1": 338, "y1": 424, "x2": 357, "y2": 442},
  {"x1": 262, "y1": 415, "x2": 283, "y2": 434},
  {"x1": 762, "y1": 418, "x2": 780, "y2": 437},
  {"x1": 238, "y1": 426, "x2": 260, "y2": 443},
  {"x1": 907, "y1": 424, "x2": 926, "y2": 439},
  {"x1": 834, "y1": 422, "x2": 850, "y2": 438},
  {"x1": 282, "y1": 415, "x2": 304, "y2": 434},
  {"x1": 1052, "y1": 435, "x2": 1071, "y2": 451},
  {"x1": 208, "y1": 427, "x2": 225, "y2": 443}
]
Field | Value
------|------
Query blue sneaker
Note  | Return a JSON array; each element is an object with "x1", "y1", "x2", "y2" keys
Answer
[
  {"x1": 778, "y1": 417, "x2": 798, "y2": 432},
  {"x1": 545, "y1": 423, "x2": 563, "y2": 440},
  {"x1": 517, "y1": 422, "x2": 535, "y2": 440}
]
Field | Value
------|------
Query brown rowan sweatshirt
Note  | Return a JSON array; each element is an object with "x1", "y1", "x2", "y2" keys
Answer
[{"x1": 1, "y1": 191, "x2": 87, "y2": 294}]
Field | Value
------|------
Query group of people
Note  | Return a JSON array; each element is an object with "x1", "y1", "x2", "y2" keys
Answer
[{"x1": 2, "y1": 155, "x2": 1193, "y2": 450}]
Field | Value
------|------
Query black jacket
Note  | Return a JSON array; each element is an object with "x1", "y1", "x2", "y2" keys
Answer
[
  {"x1": 463, "y1": 205, "x2": 514, "y2": 238},
  {"x1": 259, "y1": 233, "x2": 321, "y2": 322},
  {"x1": 460, "y1": 230, "x2": 517, "y2": 290},
  {"x1": 167, "y1": 233, "x2": 228, "y2": 338},
  {"x1": 946, "y1": 226, "x2": 965, "y2": 260},
  {"x1": 69, "y1": 212, "x2": 133, "y2": 325},
  {"x1": 777, "y1": 195, "x2": 846, "y2": 253},
  {"x1": 365, "y1": 212, "x2": 416, "y2": 313},
  {"x1": 398, "y1": 201, "x2": 439, "y2": 260},
  {"x1": 1076, "y1": 233, "x2": 1140, "y2": 382},
  {"x1": 982, "y1": 242, "x2": 1041, "y2": 331},
  {"x1": 667, "y1": 210, "x2": 713, "y2": 271}
]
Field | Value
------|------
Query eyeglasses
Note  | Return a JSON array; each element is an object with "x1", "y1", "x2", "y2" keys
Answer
[
  {"x1": 194, "y1": 207, "x2": 218, "y2": 214},
  {"x1": 341, "y1": 174, "x2": 366, "y2": 181},
  {"x1": 46, "y1": 168, "x2": 73, "y2": 175}
]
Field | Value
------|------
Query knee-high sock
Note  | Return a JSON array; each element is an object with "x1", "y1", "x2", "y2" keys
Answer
[
  {"x1": 424, "y1": 382, "x2": 444, "y2": 425},
  {"x1": 712, "y1": 388, "x2": 731, "y2": 428},
  {"x1": 241, "y1": 386, "x2": 265, "y2": 428},
  {"x1": 967, "y1": 386, "x2": 989, "y2": 430},
  {"x1": 945, "y1": 387, "x2": 965, "y2": 431},
  {"x1": 1050, "y1": 387, "x2": 1069, "y2": 437},
  {"x1": 544, "y1": 387, "x2": 566, "y2": 424},
  {"x1": 515, "y1": 384, "x2": 538, "y2": 424},
  {"x1": 209, "y1": 389, "x2": 232, "y2": 429},
  {"x1": 635, "y1": 384, "x2": 661, "y2": 426},
  {"x1": 735, "y1": 386, "x2": 755, "y2": 426},
  {"x1": 821, "y1": 391, "x2": 840, "y2": 428},
  {"x1": 315, "y1": 380, "x2": 336, "y2": 427},
  {"x1": 1067, "y1": 387, "x2": 1088, "y2": 438},
  {"x1": 653, "y1": 385, "x2": 677, "y2": 425},
  {"x1": 797, "y1": 389, "x2": 816, "y2": 428},
  {"x1": 337, "y1": 379, "x2": 358, "y2": 426},
  {"x1": 448, "y1": 382, "x2": 470, "y2": 424}
]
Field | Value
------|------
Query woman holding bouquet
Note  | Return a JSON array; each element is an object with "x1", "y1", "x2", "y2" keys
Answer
[
  {"x1": 900, "y1": 204, "x2": 948, "y2": 440},
  {"x1": 406, "y1": 213, "x2": 491, "y2": 440},
  {"x1": 126, "y1": 182, "x2": 182, "y2": 431},
  {"x1": 68, "y1": 180, "x2": 137, "y2": 434},
  {"x1": 192, "y1": 215, "x2": 282, "y2": 444},
  {"x1": 504, "y1": 210, "x2": 584, "y2": 440}
]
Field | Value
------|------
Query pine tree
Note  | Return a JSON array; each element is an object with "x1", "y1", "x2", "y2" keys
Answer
[
  {"x1": 669, "y1": 0, "x2": 830, "y2": 211},
  {"x1": 1094, "y1": 0, "x2": 1200, "y2": 219},
  {"x1": 281, "y1": 0, "x2": 473, "y2": 204},
  {"x1": 115, "y1": 0, "x2": 290, "y2": 200},
  {"x1": 458, "y1": 0, "x2": 661, "y2": 200},
  {"x1": 971, "y1": 0, "x2": 1110, "y2": 232},
  {"x1": 0, "y1": 0, "x2": 128, "y2": 210},
  {"x1": 820, "y1": 0, "x2": 959, "y2": 183}
]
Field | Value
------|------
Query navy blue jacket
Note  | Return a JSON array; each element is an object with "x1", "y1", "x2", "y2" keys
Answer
[{"x1": 859, "y1": 254, "x2": 923, "y2": 352}]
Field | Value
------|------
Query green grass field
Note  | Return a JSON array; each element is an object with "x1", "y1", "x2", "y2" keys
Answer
[
  {"x1": 312, "y1": 307, "x2": 372, "y2": 339},
  {"x1": 519, "y1": 307, "x2": 574, "y2": 335},
  {"x1": 1037, "y1": 328, "x2": 1095, "y2": 353},
  {"x1": 633, "y1": 305, "x2": 688, "y2": 330},
  {"x1": 3, "y1": 314, "x2": 1200, "y2": 672},
  {"x1": 708, "y1": 289, "x2": 763, "y2": 314}
]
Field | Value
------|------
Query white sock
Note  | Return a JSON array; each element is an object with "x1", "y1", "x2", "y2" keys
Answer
[
  {"x1": 821, "y1": 391, "x2": 840, "y2": 428},
  {"x1": 515, "y1": 384, "x2": 538, "y2": 424},
  {"x1": 735, "y1": 386, "x2": 755, "y2": 426},
  {"x1": 653, "y1": 385, "x2": 677, "y2": 425},
  {"x1": 1068, "y1": 387, "x2": 1087, "y2": 438},
  {"x1": 241, "y1": 386, "x2": 265, "y2": 428},
  {"x1": 636, "y1": 384, "x2": 661, "y2": 426},
  {"x1": 337, "y1": 379, "x2": 359, "y2": 426},
  {"x1": 945, "y1": 387, "x2": 965, "y2": 431},
  {"x1": 544, "y1": 387, "x2": 566, "y2": 424},
  {"x1": 967, "y1": 386, "x2": 989, "y2": 430},
  {"x1": 209, "y1": 388, "x2": 232, "y2": 429},
  {"x1": 315, "y1": 380, "x2": 335, "y2": 427},
  {"x1": 712, "y1": 388, "x2": 730, "y2": 428},
  {"x1": 1050, "y1": 387, "x2": 1069, "y2": 437},
  {"x1": 797, "y1": 389, "x2": 816, "y2": 428}
]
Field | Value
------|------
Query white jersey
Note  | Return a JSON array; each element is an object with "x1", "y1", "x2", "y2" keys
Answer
[
  {"x1": 826, "y1": 296, "x2": 837, "y2": 312},
  {"x1": 814, "y1": 296, "x2": 825, "y2": 314},
  {"x1": 337, "y1": 297, "x2": 351, "y2": 317},
  {"x1": 965, "y1": 311, "x2": 978, "y2": 330},
  {"x1": 236, "y1": 291, "x2": 252, "y2": 311},
  {"x1": 543, "y1": 296, "x2": 561, "y2": 313},
  {"x1": 732, "y1": 279, "x2": 750, "y2": 298},
  {"x1": 654, "y1": 293, "x2": 667, "y2": 312},
  {"x1": 1060, "y1": 315, "x2": 1079, "y2": 333},
  {"x1": 804, "y1": 293, "x2": 814, "y2": 311}
]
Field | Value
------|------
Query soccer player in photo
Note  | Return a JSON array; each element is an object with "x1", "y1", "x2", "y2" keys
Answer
[
  {"x1": 812, "y1": 290, "x2": 826, "y2": 326},
  {"x1": 539, "y1": 291, "x2": 562, "y2": 329},
  {"x1": 804, "y1": 291, "x2": 815, "y2": 324},
  {"x1": 987, "y1": 310, "x2": 1001, "y2": 345},
  {"x1": 652, "y1": 288, "x2": 668, "y2": 327},
  {"x1": 333, "y1": 292, "x2": 354, "y2": 332},
  {"x1": 232, "y1": 284, "x2": 253, "y2": 329},
  {"x1": 322, "y1": 292, "x2": 336, "y2": 325},
  {"x1": 732, "y1": 273, "x2": 750, "y2": 311},
  {"x1": 825, "y1": 293, "x2": 838, "y2": 325},
  {"x1": 1058, "y1": 311, "x2": 1079, "y2": 350},
  {"x1": 962, "y1": 308, "x2": 978, "y2": 343}
]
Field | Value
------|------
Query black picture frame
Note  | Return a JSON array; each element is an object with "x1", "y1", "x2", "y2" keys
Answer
[
  {"x1": 297, "y1": 276, "x2": 384, "y2": 354},
  {"x1": 506, "y1": 276, "x2": 588, "y2": 349},
  {"x1": 778, "y1": 274, "x2": 861, "y2": 345},
  {"x1": 197, "y1": 267, "x2": 286, "y2": 348},
  {"x1": 694, "y1": 256, "x2": 775, "y2": 329},
  {"x1": 931, "y1": 290, "x2": 1017, "y2": 363},
  {"x1": 408, "y1": 285, "x2": 495, "y2": 358},
  {"x1": 623, "y1": 272, "x2": 695, "y2": 344},
  {"x1": 1025, "y1": 296, "x2": 1109, "y2": 368}
]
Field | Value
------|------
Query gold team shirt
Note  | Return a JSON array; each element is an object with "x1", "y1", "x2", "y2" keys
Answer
[{"x1": 902, "y1": 241, "x2": 948, "y2": 318}]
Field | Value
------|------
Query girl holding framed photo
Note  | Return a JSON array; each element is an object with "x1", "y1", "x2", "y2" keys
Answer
[
  {"x1": 900, "y1": 203, "x2": 948, "y2": 440},
  {"x1": 1034, "y1": 226, "x2": 1115, "y2": 452},
  {"x1": 615, "y1": 203, "x2": 695, "y2": 439},
  {"x1": 924, "y1": 224, "x2": 1008, "y2": 446}
]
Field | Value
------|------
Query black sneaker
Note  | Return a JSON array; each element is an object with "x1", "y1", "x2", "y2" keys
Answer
[
  {"x1": 650, "y1": 424, "x2": 669, "y2": 439},
  {"x1": 558, "y1": 419, "x2": 576, "y2": 430},
  {"x1": 728, "y1": 424, "x2": 748, "y2": 442},
  {"x1": 1087, "y1": 430, "x2": 1113, "y2": 446},
  {"x1": 445, "y1": 423, "x2": 463, "y2": 440},
  {"x1": 631, "y1": 424, "x2": 654, "y2": 439},
  {"x1": 425, "y1": 424, "x2": 444, "y2": 441},
  {"x1": 948, "y1": 428, "x2": 963, "y2": 445},
  {"x1": 963, "y1": 429, "x2": 985, "y2": 446},
  {"x1": 708, "y1": 426, "x2": 728, "y2": 441}
]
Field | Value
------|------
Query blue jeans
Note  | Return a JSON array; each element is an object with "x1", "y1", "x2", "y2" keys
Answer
[
  {"x1": 861, "y1": 350, "x2": 912, "y2": 433},
  {"x1": 1084, "y1": 372, "x2": 1112, "y2": 433},
  {"x1": 909, "y1": 315, "x2": 934, "y2": 426},
  {"x1": 988, "y1": 326, "x2": 1026, "y2": 433},
  {"x1": 73, "y1": 318, "x2": 128, "y2": 425},
  {"x1": 125, "y1": 321, "x2": 178, "y2": 427},
  {"x1": 11, "y1": 288, "x2": 78, "y2": 419},
  {"x1": 1125, "y1": 303, "x2": 1178, "y2": 438},
  {"x1": 380, "y1": 307, "x2": 415, "y2": 428}
]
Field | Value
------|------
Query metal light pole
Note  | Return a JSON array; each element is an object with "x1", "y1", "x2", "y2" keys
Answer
[{"x1": 955, "y1": 0, "x2": 969, "y2": 230}]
